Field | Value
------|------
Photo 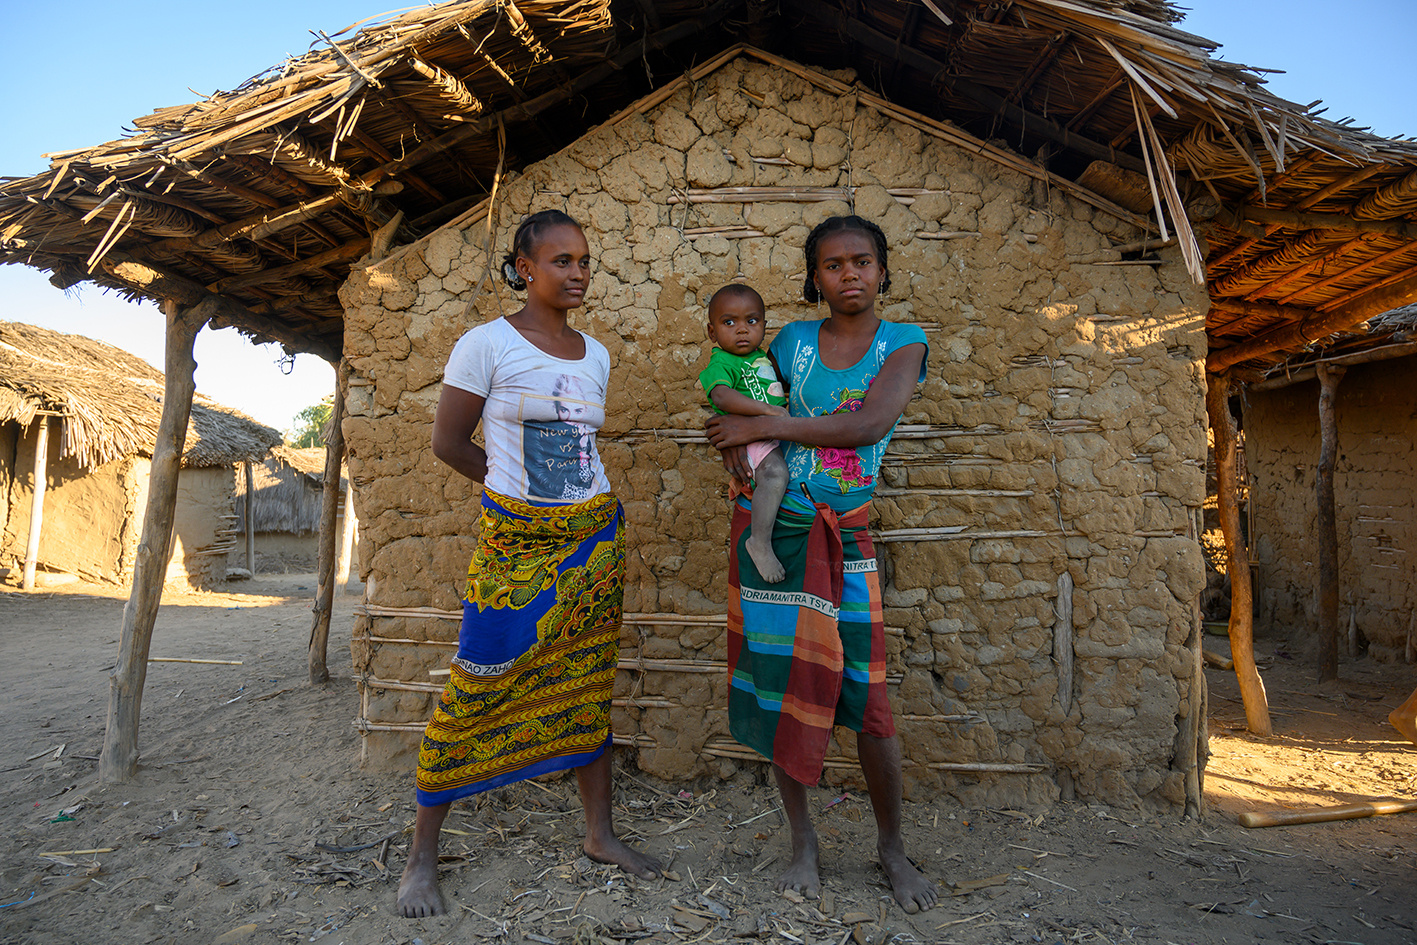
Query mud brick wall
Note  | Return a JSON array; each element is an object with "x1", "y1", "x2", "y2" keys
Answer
[
  {"x1": 1244, "y1": 357, "x2": 1417, "y2": 662},
  {"x1": 339, "y1": 55, "x2": 1209, "y2": 809}
]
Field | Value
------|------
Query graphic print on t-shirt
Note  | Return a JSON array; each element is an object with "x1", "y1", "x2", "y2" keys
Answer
[{"x1": 521, "y1": 373, "x2": 601, "y2": 502}]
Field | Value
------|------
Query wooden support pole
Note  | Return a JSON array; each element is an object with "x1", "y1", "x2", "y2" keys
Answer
[
  {"x1": 1315, "y1": 362, "x2": 1345, "y2": 681},
  {"x1": 100, "y1": 300, "x2": 207, "y2": 783},
  {"x1": 243, "y1": 460, "x2": 256, "y2": 574},
  {"x1": 1205, "y1": 372, "x2": 1272, "y2": 735},
  {"x1": 21, "y1": 416, "x2": 51, "y2": 590},
  {"x1": 309, "y1": 362, "x2": 349, "y2": 684},
  {"x1": 336, "y1": 470, "x2": 357, "y2": 596}
]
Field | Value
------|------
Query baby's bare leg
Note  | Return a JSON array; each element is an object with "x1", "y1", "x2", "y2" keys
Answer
[{"x1": 746, "y1": 447, "x2": 788, "y2": 584}]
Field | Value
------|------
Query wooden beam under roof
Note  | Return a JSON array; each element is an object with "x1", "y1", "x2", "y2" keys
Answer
[
  {"x1": 100, "y1": 256, "x2": 339, "y2": 361},
  {"x1": 1208, "y1": 268, "x2": 1417, "y2": 371}
]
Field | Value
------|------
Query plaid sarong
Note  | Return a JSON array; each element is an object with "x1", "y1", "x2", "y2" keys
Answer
[
  {"x1": 727, "y1": 490, "x2": 895, "y2": 785},
  {"x1": 415, "y1": 489, "x2": 624, "y2": 806}
]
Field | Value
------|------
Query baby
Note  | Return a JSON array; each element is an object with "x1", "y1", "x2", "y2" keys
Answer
[{"x1": 698, "y1": 284, "x2": 789, "y2": 583}]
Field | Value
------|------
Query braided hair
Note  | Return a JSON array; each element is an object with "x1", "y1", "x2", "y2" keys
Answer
[
  {"x1": 501, "y1": 209, "x2": 581, "y2": 290},
  {"x1": 801, "y1": 215, "x2": 891, "y2": 303}
]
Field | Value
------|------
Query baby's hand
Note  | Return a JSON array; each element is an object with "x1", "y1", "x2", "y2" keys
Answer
[{"x1": 767, "y1": 404, "x2": 789, "y2": 417}]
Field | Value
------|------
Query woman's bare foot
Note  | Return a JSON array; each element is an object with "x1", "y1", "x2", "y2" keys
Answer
[
  {"x1": 396, "y1": 855, "x2": 446, "y2": 918},
  {"x1": 585, "y1": 834, "x2": 663, "y2": 878},
  {"x1": 745, "y1": 535, "x2": 786, "y2": 583},
  {"x1": 776, "y1": 828, "x2": 821, "y2": 898},
  {"x1": 879, "y1": 841, "x2": 936, "y2": 913}
]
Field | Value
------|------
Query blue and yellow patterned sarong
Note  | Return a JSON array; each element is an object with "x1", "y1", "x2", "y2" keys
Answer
[{"x1": 415, "y1": 489, "x2": 624, "y2": 806}]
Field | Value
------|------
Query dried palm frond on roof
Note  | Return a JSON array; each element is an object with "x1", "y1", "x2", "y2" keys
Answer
[
  {"x1": 2, "y1": 0, "x2": 1416, "y2": 372},
  {"x1": 0, "y1": 321, "x2": 282, "y2": 469}
]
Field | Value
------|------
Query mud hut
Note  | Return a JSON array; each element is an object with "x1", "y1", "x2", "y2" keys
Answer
[
  {"x1": 230, "y1": 445, "x2": 361, "y2": 574},
  {"x1": 3, "y1": 1, "x2": 1417, "y2": 802},
  {"x1": 0, "y1": 321, "x2": 281, "y2": 588}
]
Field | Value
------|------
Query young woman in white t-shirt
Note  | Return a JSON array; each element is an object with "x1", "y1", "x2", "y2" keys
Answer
[{"x1": 398, "y1": 211, "x2": 663, "y2": 918}]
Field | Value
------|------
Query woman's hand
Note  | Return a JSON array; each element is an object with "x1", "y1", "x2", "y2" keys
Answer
[{"x1": 705, "y1": 413, "x2": 773, "y2": 450}]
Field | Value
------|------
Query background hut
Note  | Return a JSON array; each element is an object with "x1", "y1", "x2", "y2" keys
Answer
[
  {"x1": 230, "y1": 445, "x2": 362, "y2": 575},
  {"x1": 4, "y1": 0, "x2": 1417, "y2": 801},
  {"x1": 0, "y1": 321, "x2": 281, "y2": 588}
]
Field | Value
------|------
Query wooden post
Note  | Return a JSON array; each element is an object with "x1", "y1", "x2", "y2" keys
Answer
[
  {"x1": 100, "y1": 299, "x2": 208, "y2": 783},
  {"x1": 1205, "y1": 372, "x2": 1272, "y2": 735},
  {"x1": 1315, "y1": 362, "x2": 1345, "y2": 681},
  {"x1": 1053, "y1": 571, "x2": 1073, "y2": 714},
  {"x1": 309, "y1": 362, "x2": 348, "y2": 683},
  {"x1": 244, "y1": 460, "x2": 256, "y2": 574},
  {"x1": 336, "y1": 471, "x2": 357, "y2": 596},
  {"x1": 21, "y1": 416, "x2": 51, "y2": 590}
]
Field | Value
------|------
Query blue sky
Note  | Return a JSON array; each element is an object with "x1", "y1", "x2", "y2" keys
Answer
[{"x1": 1, "y1": 1, "x2": 1412, "y2": 431}]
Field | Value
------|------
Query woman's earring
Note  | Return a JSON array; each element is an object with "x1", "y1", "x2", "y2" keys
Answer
[{"x1": 527, "y1": 275, "x2": 534, "y2": 282}]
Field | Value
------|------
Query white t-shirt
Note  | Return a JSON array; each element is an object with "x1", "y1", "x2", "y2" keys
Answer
[{"x1": 442, "y1": 318, "x2": 612, "y2": 503}]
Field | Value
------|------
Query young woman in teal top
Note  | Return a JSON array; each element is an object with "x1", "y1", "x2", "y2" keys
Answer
[{"x1": 706, "y1": 215, "x2": 935, "y2": 913}]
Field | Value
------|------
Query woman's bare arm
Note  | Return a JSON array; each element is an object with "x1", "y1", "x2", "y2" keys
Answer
[
  {"x1": 706, "y1": 343, "x2": 925, "y2": 452},
  {"x1": 431, "y1": 385, "x2": 489, "y2": 483}
]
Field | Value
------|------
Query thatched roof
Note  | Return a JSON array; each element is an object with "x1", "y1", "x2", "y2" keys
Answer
[
  {"x1": 0, "y1": 321, "x2": 282, "y2": 469},
  {"x1": 3, "y1": 0, "x2": 1416, "y2": 374}
]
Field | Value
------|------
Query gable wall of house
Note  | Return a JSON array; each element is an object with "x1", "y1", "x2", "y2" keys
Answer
[{"x1": 340, "y1": 58, "x2": 1209, "y2": 808}]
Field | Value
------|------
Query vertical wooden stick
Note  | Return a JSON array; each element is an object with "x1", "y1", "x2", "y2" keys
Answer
[
  {"x1": 21, "y1": 416, "x2": 51, "y2": 590},
  {"x1": 100, "y1": 299, "x2": 207, "y2": 783},
  {"x1": 1179, "y1": 507, "x2": 1206, "y2": 821},
  {"x1": 309, "y1": 361, "x2": 348, "y2": 684},
  {"x1": 1053, "y1": 570, "x2": 1074, "y2": 714},
  {"x1": 1206, "y1": 371, "x2": 1272, "y2": 735},
  {"x1": 244, "y1": 460, "x2": 256, "y2": 574},
  {"x1": 1315, "y1": 362, "x2": 1345, "y2": 682},
  {"x1": 336, "y1": 471, "x2": 357, "y2": 596}
]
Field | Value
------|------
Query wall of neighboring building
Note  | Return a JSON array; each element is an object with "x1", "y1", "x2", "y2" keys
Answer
[
  {"x1": 1245, "y1": 356, "x2": 1417, "y2": 662},
  {"x1": 167, "y1": 465, "x2": 237, "y2": 589},
  {"x1": 0, "y1": 418, "x2": 140, "y2": 583},
  {"x1": 339, "y1": 57, "x2": 1209, "y2": 809},
  {"x1": 0, "y1": 421, "x2": 16, "y2": 571}
]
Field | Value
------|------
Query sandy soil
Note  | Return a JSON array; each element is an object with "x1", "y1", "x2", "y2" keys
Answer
[{"x1": 1, "y1": 575, "x2": 1414, "y2": 945}]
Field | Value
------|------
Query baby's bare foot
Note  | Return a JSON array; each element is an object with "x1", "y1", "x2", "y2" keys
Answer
[
  {"x1": 585, "y1": 835, "x2": 663, "y2": 879},
  {"x1": 746, "y1": 536, "x2": 786, "y2": 583},
  {"x1": 879, "y1": 842, "x2": 937, "y2": 913}
]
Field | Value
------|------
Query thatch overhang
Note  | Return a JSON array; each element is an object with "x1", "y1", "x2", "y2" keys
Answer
[
  {"x1": 2, "y1": 0, "x2": 1415, "y2": 373},
  {"x1": 0, "y1": 321, "x2": 283, "y2": 469}
]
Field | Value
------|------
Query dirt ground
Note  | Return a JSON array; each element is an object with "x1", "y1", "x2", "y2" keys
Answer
[{"x1": 2, "y1": 575, "x2": 1414, "y2": 945}]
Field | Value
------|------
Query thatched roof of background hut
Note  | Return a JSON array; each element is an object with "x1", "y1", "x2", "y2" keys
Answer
[
  {"x1": 2, "y1": 0, "x2": 1416, "y2": 371},
  {"x1": 0, "y1": 321, "x2": 282, "y2": 469}
]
